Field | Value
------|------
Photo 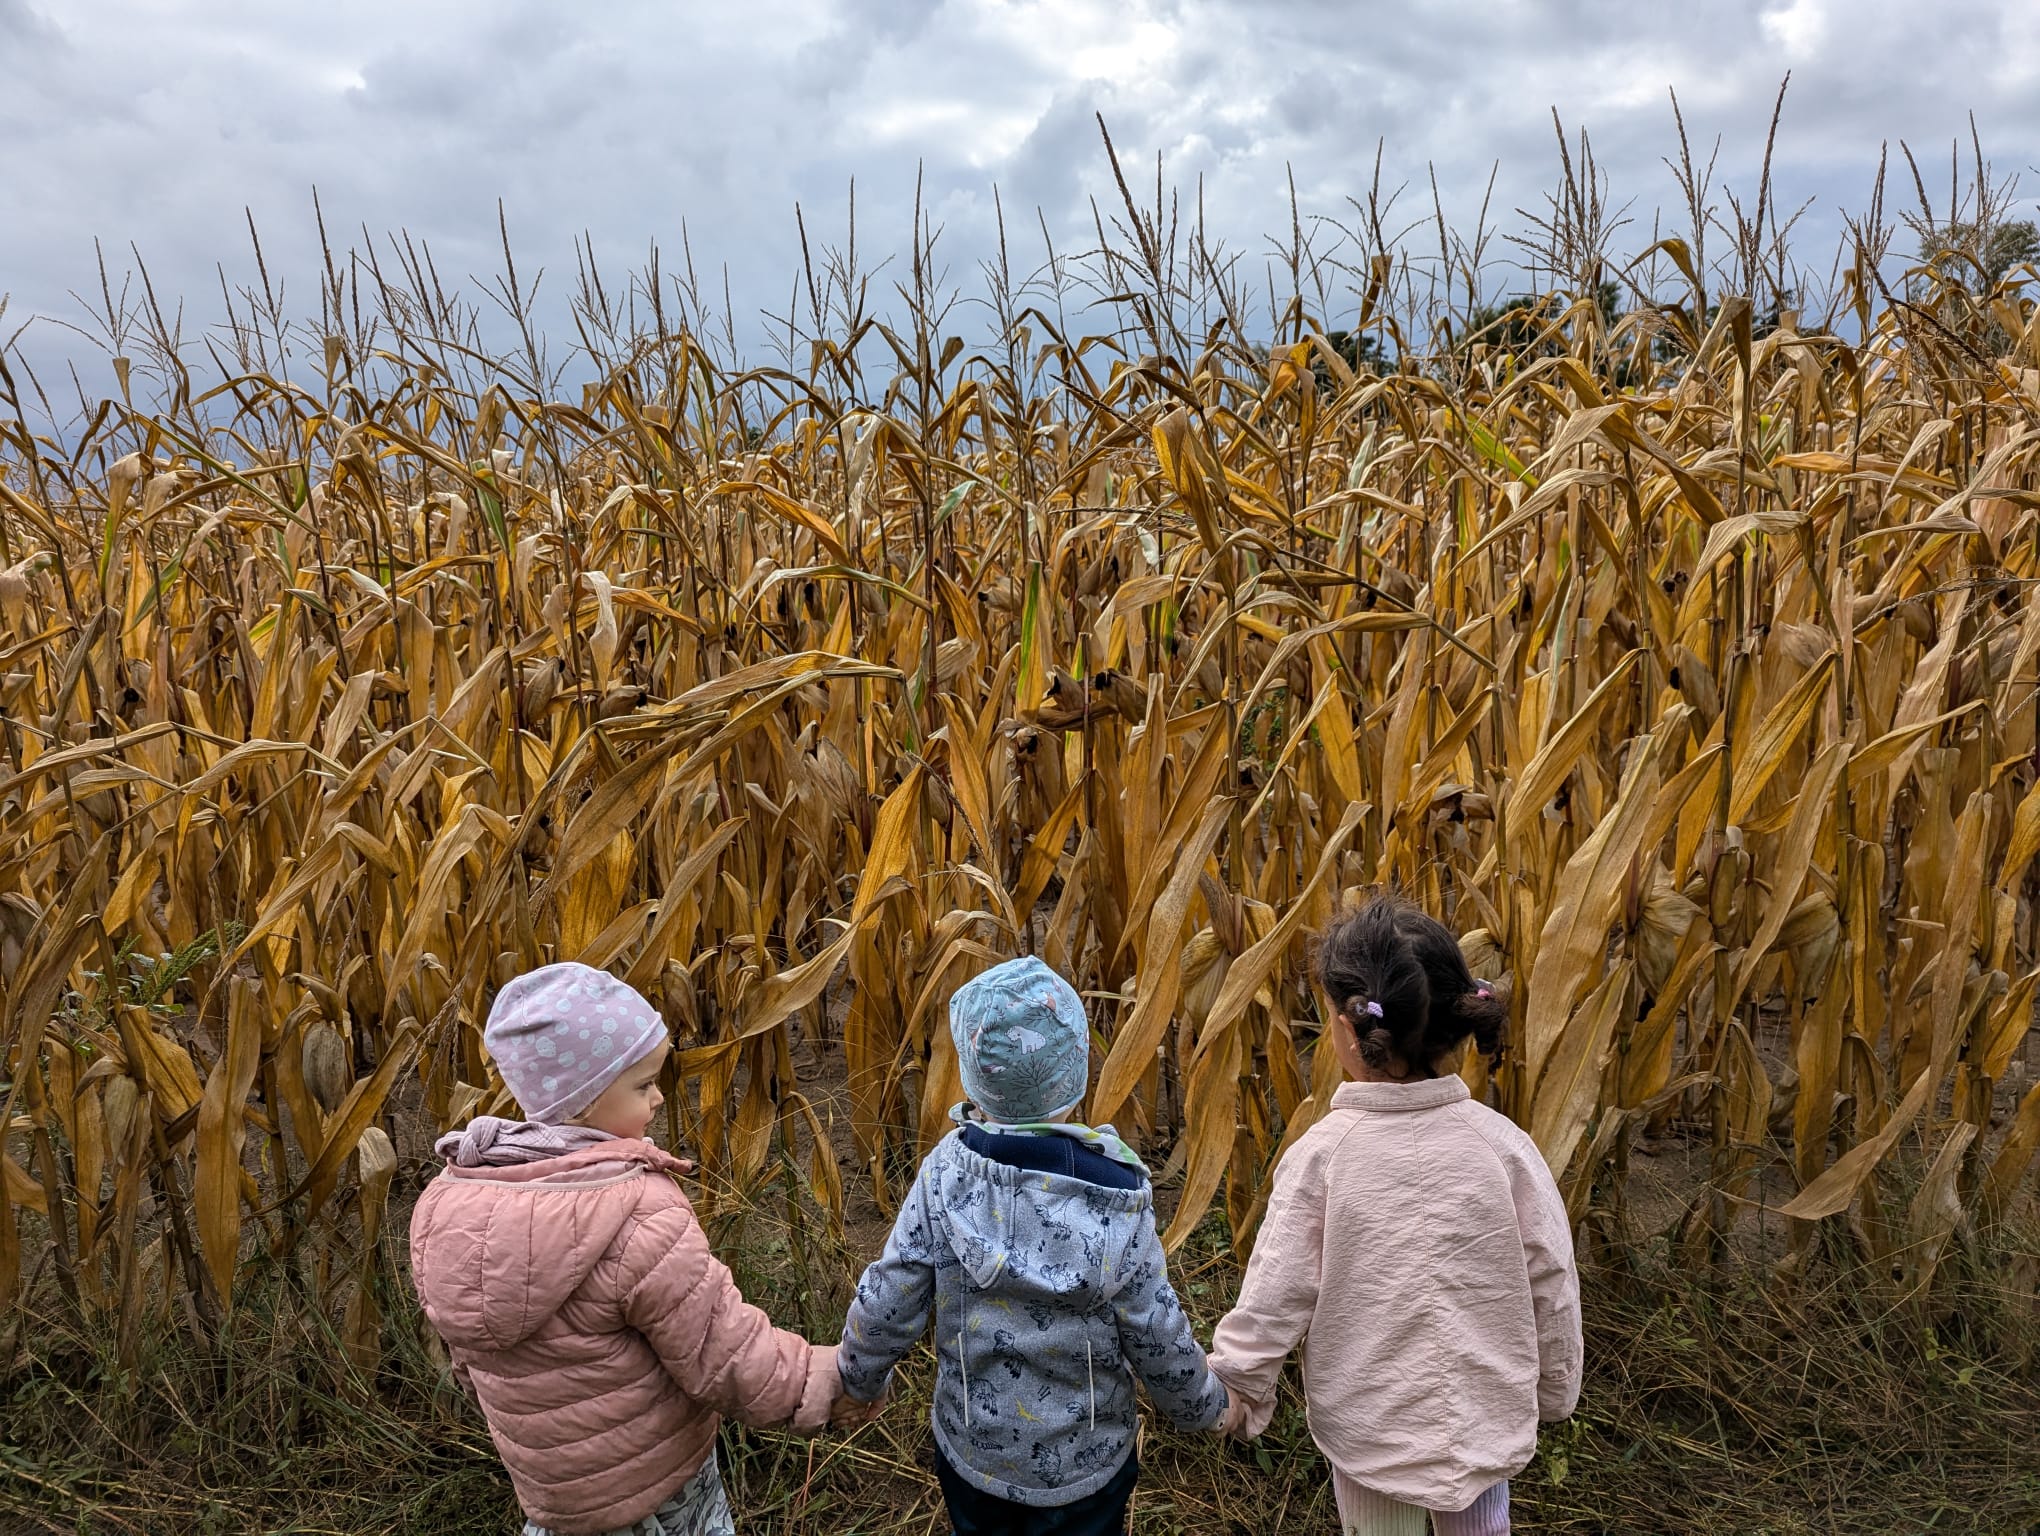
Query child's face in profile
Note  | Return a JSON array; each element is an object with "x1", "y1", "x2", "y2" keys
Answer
[{"x1": 572, "y1": 1042, "x2": 670, "y2": 1139}]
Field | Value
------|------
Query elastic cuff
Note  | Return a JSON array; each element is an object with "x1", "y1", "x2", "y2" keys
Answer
[
  {"x1": 1216, "y1": 1386, "x2": 1250, "y2": 1438},
  {"x1": 792, "y1": 1343, "x2": 840, "y2": 1433},
  {"x1": 1211, "y1": 1371, "x2": 1276, "y2": 1439},
  {"x1": 834, "y1": 1344, "x2": 892, "y2": 1404}
]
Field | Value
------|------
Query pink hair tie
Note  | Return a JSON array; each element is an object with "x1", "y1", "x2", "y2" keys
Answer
[{"x1": 1363, "y1": 1001, "x2": 1384, "y2": 1018}]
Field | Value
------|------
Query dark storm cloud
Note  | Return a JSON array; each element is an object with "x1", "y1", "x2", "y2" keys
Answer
[{"x1": 3, "y1": 0, "x2": 2036, "y2": 380}]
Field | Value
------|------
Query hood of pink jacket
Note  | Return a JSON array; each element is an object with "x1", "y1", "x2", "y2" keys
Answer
[{"x1": 424, "y1": 1137, "x2": 688, "y2": 1352}]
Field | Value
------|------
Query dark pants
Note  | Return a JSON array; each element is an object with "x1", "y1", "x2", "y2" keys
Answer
[{"x1": 933, "y1": 1445, "x2": 1139, "y2": 1536}]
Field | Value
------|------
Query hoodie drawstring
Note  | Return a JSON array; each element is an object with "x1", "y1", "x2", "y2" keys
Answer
[
  {"x1": 1087, "y1": 1340, "x2": 1096, "y2": 1430},
  {"x1": 957, "y1": 1333, "x2": 970, "y2": 1426}
]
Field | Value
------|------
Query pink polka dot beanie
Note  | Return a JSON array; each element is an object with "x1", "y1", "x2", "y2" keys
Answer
[{"x1": 482, "y1": 962, "x2": 668, "y2": 1124}]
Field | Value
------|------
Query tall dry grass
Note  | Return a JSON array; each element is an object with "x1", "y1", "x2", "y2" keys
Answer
[{"x1": 2, "y1": 113, "x2": 2038, "y2": 1416}]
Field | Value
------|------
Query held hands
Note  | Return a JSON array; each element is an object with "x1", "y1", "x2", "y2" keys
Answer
[
  {"x1": 1215, "y1": 1384, "x2": 1264, "y2": 1442},
  {"x1": 831, "y1": 1382, "x2": 889, "y2": 1431}
]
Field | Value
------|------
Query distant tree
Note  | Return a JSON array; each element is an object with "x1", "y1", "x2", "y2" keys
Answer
[
  {"x1": 1459, "y1": 293, "x2": 1545, "y2": 357},
  {"x1": 1306, "y1": 328, "x2": 1386, "y2": 394},
  {"x1": 1910, "y1": 217, "x2": 2037, "y2": 358},
  {"x1": 1650, "y1": 291, "x2": 1794, "y2": 369},
  {"x1": 1920, "y1": 218, "x2": 2039, "y2": 291},
  {"x1": 1458, "y1": 280, "x2": 1621, "y2": 360}
]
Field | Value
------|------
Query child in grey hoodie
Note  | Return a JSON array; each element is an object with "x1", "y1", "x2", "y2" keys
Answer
[{"x1": 836, "y1": 956, "x2": 1234, "y2": 1534}]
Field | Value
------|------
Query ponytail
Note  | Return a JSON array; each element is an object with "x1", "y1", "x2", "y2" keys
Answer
[{"x1": 1317, "y1": 898, "x2": 1509, "y2": 1076}]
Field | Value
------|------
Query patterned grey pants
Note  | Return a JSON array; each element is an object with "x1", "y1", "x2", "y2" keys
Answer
[{"x1": 523, "y1": 1451, "x2": 736, "y2": 1536}]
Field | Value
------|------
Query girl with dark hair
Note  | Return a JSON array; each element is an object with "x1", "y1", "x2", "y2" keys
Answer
[{"x1": 1205, "y1": 899, "x2": 1581, "y2": 1536}]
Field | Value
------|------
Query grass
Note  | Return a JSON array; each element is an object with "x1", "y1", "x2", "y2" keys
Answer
[
  {"x1": 3, "y1": 1161, "x2": 2035, "y2": 1536},
  {"x1": 1520, "y1": 1221, "x2": 2040, "y2": 1535}
]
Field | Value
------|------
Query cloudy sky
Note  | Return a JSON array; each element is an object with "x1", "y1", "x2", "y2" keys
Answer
[{"x1": 3, "y1": 0, "x2": 2037, "y2": 383}]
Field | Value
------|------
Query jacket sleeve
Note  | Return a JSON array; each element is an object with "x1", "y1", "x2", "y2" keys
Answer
[
  {"x1": 1205, "y1": 1138, "x2": 1325, "y2": 1437},
  {"x1": 407, "y1": 1182, "x2": 476, "y2": 1399},
  {"x1": 1109, "y1": 1205, "x2": 1228, "y2": 1431},
  {"x1": 618, "y1": 1191, "x2": 838, "y2": 1434},
  {"x1": 1513, "y1": 1148, "x2": 1583, "y2": 1421},
  {"x1": 836, "y1": 1167, "x2": 938, "y2": 1403}
]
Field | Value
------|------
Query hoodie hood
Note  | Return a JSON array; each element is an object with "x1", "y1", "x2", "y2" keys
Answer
[
  {"x1": 412, "y1": 1138, "x2": 688, "y2": 1352},
  {"x1": 922, "y1": 1129, "x2": 1153, "y2": 1295}
]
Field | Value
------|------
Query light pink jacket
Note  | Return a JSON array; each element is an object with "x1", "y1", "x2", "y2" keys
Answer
[
  {"x1": 1207, "y1": 1077, "x2": 1581, "y2": 1512},
  {"x1": 408, "y1": 1139, "x2": 836, "y2": 1533}
]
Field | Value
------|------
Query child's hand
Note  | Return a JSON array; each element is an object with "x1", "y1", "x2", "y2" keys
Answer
[
  {"x1": 831, "y1": 1384, "x2": 888, "y2": 1431},
  {"x1": 1217, "y1": 1387, "x2": 1261, "y2": 1441}
]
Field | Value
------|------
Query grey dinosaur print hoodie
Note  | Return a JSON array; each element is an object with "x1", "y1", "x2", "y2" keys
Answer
[{"x1": 836, "y1": 1123, "x2": 1228, "y2": 1506}]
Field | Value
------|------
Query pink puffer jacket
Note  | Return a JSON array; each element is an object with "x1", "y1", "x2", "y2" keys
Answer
[{"x1": 409, "y1": 1137, "x2": 837, "y2": 1533}]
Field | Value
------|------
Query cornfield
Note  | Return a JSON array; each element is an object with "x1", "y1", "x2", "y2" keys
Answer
[{"x1": 3, "y1": 118, "x2": 2040, "y2": 1386}]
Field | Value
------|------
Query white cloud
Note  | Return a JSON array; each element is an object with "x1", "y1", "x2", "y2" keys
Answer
[
  {"x1": 3, "y1": 0, "x2": 2036, "y2": 382},
  {"x1": 1761, "y1": 0, "x2": 1828, "y2": 56}
]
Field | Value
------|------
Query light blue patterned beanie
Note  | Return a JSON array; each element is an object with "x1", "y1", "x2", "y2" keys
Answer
[{"x1": 949, "y1": 956, "x2": 1090, "y2": 1123}]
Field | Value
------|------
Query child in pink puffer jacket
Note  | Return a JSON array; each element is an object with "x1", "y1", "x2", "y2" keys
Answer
[
  {"x1": 1207, "y1": 901, "x2": 1582, "y2": 1536},
  {"x1": 409, "y1": 963, "x2": 841, "y2": 1536}
]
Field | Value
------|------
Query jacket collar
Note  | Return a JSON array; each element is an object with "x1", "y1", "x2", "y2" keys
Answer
[
  {"x1": 1329, "y1": 1076, "x2": 1473, "y2": 1113},
  {"x1": 939, "y1": 1127, "x2": 1154, "y2": 1211},
  {"x1": 438, "y1": 1136, "x2": 687, "y2": 1184}
]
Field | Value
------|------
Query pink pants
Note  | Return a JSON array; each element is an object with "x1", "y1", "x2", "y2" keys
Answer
[{"x1": 1332, "y1": 1473, "x2": 1510, "y2": 1535}]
